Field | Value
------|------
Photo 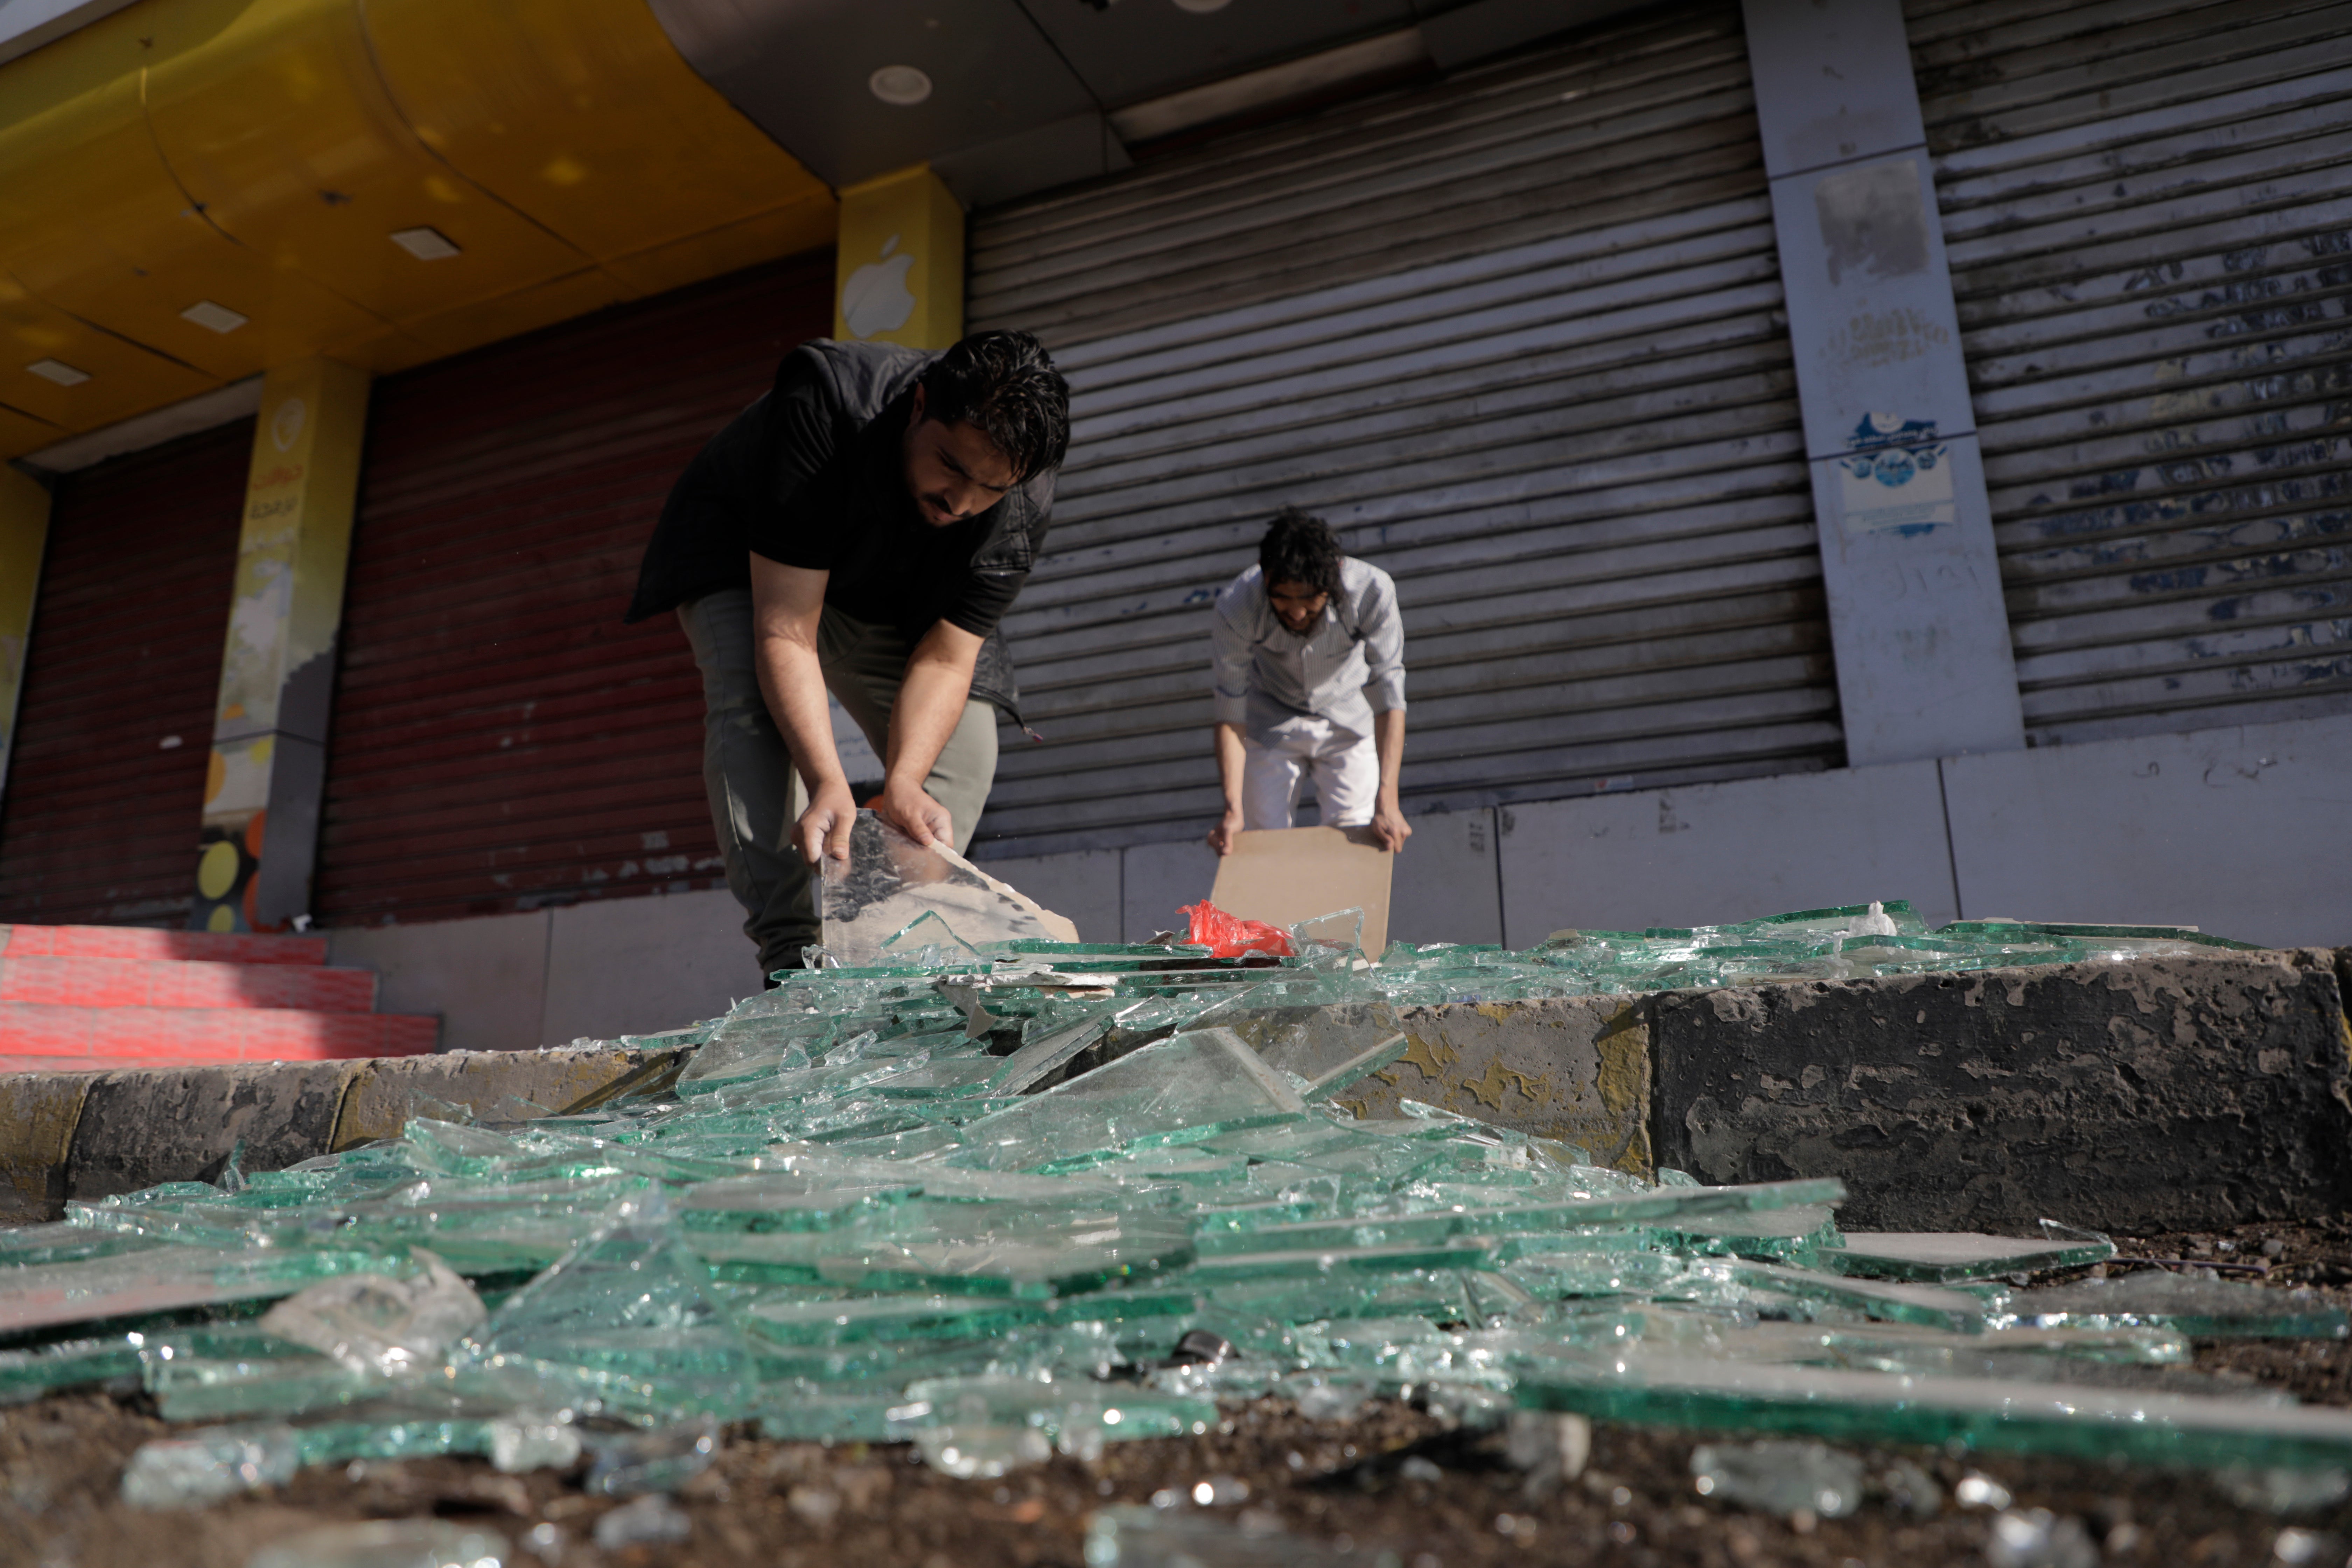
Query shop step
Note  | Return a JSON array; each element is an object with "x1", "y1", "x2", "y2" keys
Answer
[
  {"x1": 0, "y1": 924, "x2": 330, "y2": 967},
  {"x1": 0, "y1": 1004, "x2": 438, "y2": 1071},
  {"x1": 0, "y1": 955, "x2": 377, "y2": 1012}
]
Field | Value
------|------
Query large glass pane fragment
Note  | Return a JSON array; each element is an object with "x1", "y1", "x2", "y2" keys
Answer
[{"x1": 820, "y1": 813, "x2": 1073, "y2": 968}]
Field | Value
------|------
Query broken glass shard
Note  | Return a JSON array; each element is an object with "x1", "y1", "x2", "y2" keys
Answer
[
  {"x1": 2, "y1": 1246, "x2": 408, "y2": 1335},
  {"x1": 1691, "y1": 1438, "x2": 1867, "y2": 1518},
  {"x1": 1518, "y1": 1353, "x2": 2352, "y2": 1469},
  {"x1": 1829, "y1": 1230, "x2": 2115, "y2": 1283},
  {"x1": 465, "y1": 1213, "x2": 758, "y2": 1418},
  {"x1": 247, "y1": 1520, "x2": 512, "y2": 1568},
  {"x1": 1990, "y1": 1272, "x2": 2349, "y2": 1338},
  {"x1": 258, "y1": 1250, "x2": 485, "y2": 1376},
  {"x1": 1085, "y1": 1503, "x2": 1362, "y2": 1567},
  {"x1": 820, "y1": 813, "x2": 1073, "y2": 968},
  {"x1": 121, "y1": 1421, "x2": 301, "y2": 1508},
  {"x1": 0, "y1": 1336, "x2": 143, "y2": 1405},
  {"x1": 952, "y1": 1027, "x2": 1304, "y2": 1172}
]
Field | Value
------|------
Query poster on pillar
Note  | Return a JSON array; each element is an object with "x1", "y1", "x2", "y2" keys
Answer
[
  {"x1": 1767, "y1": 150, "x2": 1979, "y2": 461},
  {"x1": 195, "y1": 359, "x2": 369, "y2": 934},
  {"x1": 833, "y1": 166, "x2": 965, "y2": 351},
  {"x1": 1837, "y1": 413, "x2": 1954, "y2": 537}
]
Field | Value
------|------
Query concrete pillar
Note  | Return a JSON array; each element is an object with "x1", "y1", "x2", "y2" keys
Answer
[
  {"x1": 1741, "y1": 0, "x2": 2023, "y2": 766},
  {"x1": 0, "y1": 465, "x2": 50, "y2": 803},
  {"x1": 832, "y1": 166, "x2": 965, "y2": 351},
  {"x1": 194, "y1": 359, "x2": 370, "y2": 933}
]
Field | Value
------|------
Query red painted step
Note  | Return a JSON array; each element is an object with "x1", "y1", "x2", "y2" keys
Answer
[
  {"x1": 0, "y1": 1004, "x2": 437, "y2": 1071},
  {"x1": 0, "y1": 955, "x2": 377, "y2": 1012},
  {"x1": 0, "y1": 924, "x2": 330, "y2": 966}
]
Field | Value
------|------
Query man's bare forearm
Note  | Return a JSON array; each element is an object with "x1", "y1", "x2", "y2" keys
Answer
[
  {"x1": 873, "y1": 620, "x2": 985, "y2": 849},
  {"x1": 1214, "y1": 721, "x2": 1246, "y2": 808},
  {"x1": 887, "y1": 656, "x2": 972, "y2": 788},
  {"x1": 749, "y1": 559, "x2": 848, "y2": 796},
  {"x1": 1368, "y1": 707, "x2": 1411, "y2": 853},
  {"x1": 888, "y1": 622, "x2": 983, "y2": 789},
  {"x1": 1373, "y1": 708, "x2": 1406, "y2": 801},
  {"x1": 759, "y1": 636, "x2": 848, "y2": 791},
  {"x1": 1206, "y1": 722, "x2": 1248, "y2": 854}
]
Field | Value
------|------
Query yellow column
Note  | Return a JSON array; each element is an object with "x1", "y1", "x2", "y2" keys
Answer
[
  {"x1": 833, "y1": 166, "x2": 966, "y2": 351},
  {"x1": 194, "y1": 359, "x2": 370, "y2": 933},
  {"x1": 0, "y1": 467, "x2": 51, "y2": 802}
]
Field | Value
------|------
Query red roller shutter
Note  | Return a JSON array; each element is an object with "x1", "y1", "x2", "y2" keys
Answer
[
  {"x1": 0, "y1": 422, "x2": 251, "y2": 925},
  {"x1": 314, "y1": 252, "x2": 834, "y2": 925}
]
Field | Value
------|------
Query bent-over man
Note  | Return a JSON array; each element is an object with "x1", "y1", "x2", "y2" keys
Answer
[
  {"x1": 1206, "y1": 509, "x2": 1411, "y2": 856},
  {"x1": 625, "y1": 331, "x2": 1070, "y2": 977}
]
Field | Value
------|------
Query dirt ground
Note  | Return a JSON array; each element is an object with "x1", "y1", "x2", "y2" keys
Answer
[{"x1": 6, "y1": 1218, "x2": 2351, "y2": 1568}]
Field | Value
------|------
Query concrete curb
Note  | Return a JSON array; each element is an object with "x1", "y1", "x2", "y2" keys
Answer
[
  {"x1": 0, "y1": 1072, "x2": 91, "y2": 1226},
  {"x1": 1652, "y1": 947, "x2": 2352, "y2": 1232},
  {"x1": 1336, "y1": 949, "x2": 2352, "y2": 1232},
  {"x1": 0, "y1": 1046, "x2": 667, "y2": 1223},
  {"x1": 1, "y1": 951, "x2": 2345, "y2": 1232}
]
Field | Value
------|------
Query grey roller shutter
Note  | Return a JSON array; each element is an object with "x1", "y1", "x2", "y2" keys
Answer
[
  {"x1": 966, "y1": 0, "x2": 1837, "y2": 858},
  {"x1": 1912, "y1": 0, "x2": 2352, "y2": 745}
]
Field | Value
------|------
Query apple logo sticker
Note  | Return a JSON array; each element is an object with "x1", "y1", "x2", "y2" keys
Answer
[
  {"x1": 842, "y1": 233, "x2": 918, "y2": 339},
  {"x1": 271, "y1": 396, "x2": 307, "y2": 453}
]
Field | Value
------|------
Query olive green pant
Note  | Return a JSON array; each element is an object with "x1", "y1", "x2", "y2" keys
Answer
[{"x1": 678, "y1": 589, "x2": 999, "y2": 979}]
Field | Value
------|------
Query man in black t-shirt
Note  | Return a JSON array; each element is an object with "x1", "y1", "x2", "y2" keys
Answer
[{"x1": 626, "y1": 331, "x2": 1070, "y2": 977}]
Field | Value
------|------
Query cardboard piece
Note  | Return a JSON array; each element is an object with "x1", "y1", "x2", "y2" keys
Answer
[{"x1": 1208, "y1": 826, "x2": 1395, "y2": 957}]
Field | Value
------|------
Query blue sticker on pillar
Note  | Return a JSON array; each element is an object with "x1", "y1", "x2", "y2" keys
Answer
[{"x1": 1839, "y1": 413, "x2": 1953, "y2": 537}]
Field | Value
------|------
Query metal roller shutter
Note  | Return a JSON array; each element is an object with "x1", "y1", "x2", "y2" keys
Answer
[
  {"x1": 1911, "y1": 0, "x2": 2352, "y2": 744},
  {"x1": 966, "y1": 0, "x2": 1837, "y2": 858},
  {"x1": 314, "y1": 254, "x2": 834, "y2": 925},
  {"x1": 0, "y1": 422, "x2": 250, "y2": 925}
]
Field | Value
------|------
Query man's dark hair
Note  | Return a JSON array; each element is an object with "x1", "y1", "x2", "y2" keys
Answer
[
  {"x1": 1259, "y1": 507, "x2": 1344, "y2": 598},
  {"x1": 919, "y1": 330, "x2": 1070, "y2": 480}
]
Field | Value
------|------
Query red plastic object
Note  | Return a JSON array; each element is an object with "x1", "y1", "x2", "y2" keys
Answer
[{"x1": 1179, "y1": 899, "x2": 1292, "y2": 959}]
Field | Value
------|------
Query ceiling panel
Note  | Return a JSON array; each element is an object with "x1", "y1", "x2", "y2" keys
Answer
[
  {"x1": 0, "y1": 277, "x2": 219, "y2": 432},
  {"x1": 0, "y1": 9, "x2": 386, "y2": 387},
  {"x1": 0, "y1": 399, "x2": 65, "y2": 461},
  {"x1": 647, "y1": 0, "x2": 1097, "y2": 188},
  {"x1": 142, "y1": 0, "x2": 594, "y2": 330},
  {"x1": 362, "y1": 0, "x2": 834, "y2": 265},
  {"x1": 1014, "y1": 0, "x2": 1417, "y2": 108}
]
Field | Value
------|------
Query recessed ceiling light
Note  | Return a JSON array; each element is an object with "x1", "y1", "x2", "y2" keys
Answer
[
  {"x1": 26, "y1": 359, "x2": 89, "y2": 386},
  {"x1": 1172, "y1": 0, "x2": 1232, "y2": 11},
  {"x1": 181, "y1": 300, "x2": 248, "y2": 334},
  {"x1": 869, "y1": 65, "x2": 933, "y2": 106},
  {"x1": 390, "y1": 226, "x2": 462, "y2": 260}
]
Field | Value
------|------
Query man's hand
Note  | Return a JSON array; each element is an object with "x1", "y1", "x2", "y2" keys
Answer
[
  {"x1": 1207, "y1": 804, "x2": 1244, "y2": 856},
  {"x1": 796, "y1": 778, "x2": 860, "y2": 866},
  {"x1": 877, "y1": 777, "x2": 955, "y2": 849},
  {"x1": 1370, "y1": 796, "x2": 1413, "y2": 853}
]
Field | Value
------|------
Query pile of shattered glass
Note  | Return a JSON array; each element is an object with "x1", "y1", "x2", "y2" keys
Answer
[{"x1": 4, "y1": 816, "x2": 2342, "y2": 1561}]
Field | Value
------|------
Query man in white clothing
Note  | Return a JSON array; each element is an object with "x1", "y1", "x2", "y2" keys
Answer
[{"x1": 1206, "y1": 509, "x2": 1411, "y2": 856}]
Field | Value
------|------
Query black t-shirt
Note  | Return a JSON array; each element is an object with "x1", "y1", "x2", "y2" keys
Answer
[{"x1": 624, "y1": 341, "x2": 1055, "y2": 643}]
